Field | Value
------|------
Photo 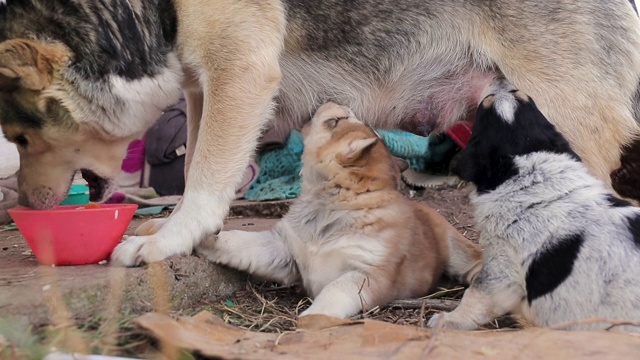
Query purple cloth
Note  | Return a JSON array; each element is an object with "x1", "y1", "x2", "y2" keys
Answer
[
  {"x1": 121, "y1": 138, "x2": 145, "y2": 173},
  {"x1": 105, "y1": 192, "x2": 126, "y2": 204}
]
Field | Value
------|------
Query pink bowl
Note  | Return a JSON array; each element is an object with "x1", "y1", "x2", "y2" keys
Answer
[{"x1": 8, "y1": 204, "x2": 138, "y2": 266}]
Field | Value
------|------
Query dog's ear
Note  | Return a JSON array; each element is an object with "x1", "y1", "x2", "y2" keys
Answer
[
  {"x1": 0, "y1": 67, "x2": 20, "y2": 91},
  {"x1": 394, "y1": 157, "x2": 409, "y2": 172},
  {"x1": 0, "y1": 39, "x2": 70, "y2": 92},
  {"x1": 337, "y1": 137, "x2": 378, "y2": 164},
  {"x1": 450, "y1": 148, "x2": 475, "y2": 182}
]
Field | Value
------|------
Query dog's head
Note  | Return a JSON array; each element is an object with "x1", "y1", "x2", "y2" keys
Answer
[
  {"x1": 301, "y1": 102, "x2": 404, "y2": 191},
  {"x1": 452, "y1": 78, "x2": 579, "y2": 194},
  {"x1": 0, "y1": 39, "x2": 134, "y2": 209}
]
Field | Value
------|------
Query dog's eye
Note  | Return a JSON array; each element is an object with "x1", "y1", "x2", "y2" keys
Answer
[
  {"x1": 14, "y1": 134, "x2": 28, "y2": 148},
  {"x1": 325, "y1": 116, "x2": 348, "y2": 130}
]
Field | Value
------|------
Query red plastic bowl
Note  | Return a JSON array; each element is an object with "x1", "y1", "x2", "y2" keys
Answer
[{"x1": 8, "y1": 204, "x2": 138, "y2": 266}]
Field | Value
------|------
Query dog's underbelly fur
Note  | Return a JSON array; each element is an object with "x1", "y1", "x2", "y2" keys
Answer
[{"x1": 276, "y1": 53, "x2": 497, "y2": 135}]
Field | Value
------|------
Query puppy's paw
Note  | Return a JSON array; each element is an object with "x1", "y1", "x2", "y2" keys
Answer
[
  {"x1": 299, "y1": 301, "x2": 353, "y2": 319},
  {"x1": 135, "y1": 218, "x2": 167, "y2": 236},
  {"x1": 427, "y1": 312, "x2": 477, "y2": 331},
  {"x1": 110, "y1": 234, "x2": 191, "y2": 267}
]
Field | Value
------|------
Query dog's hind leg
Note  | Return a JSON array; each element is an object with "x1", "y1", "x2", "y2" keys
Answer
[
  {"x1": 428, "y1": 248, "x2": 524, "y2": 330},
  {"x1": 196, "y1": 229, "x2": 299, "y2": 285},
  {"x1": 474, "y1": 1, "x2": 640, "y2": 187}
]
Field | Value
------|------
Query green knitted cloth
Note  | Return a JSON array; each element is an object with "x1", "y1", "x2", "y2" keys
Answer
[{"x1": 244, "y1": 129, "x2": 455, "y2": 201}]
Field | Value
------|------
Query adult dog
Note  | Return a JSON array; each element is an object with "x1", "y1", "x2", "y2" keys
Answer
[
  {"x1": 0, "y1": 1, "x2": 639, "y2": 266},
  {"x1": 428, "y1": 79, "x2": 640, "y2": 332}
]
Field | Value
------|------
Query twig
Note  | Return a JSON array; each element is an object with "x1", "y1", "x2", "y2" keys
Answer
[
  {"x1": 357, "y1": 276, "x2": 370, "y2": 317},
  {"x1": 421, "y1": 287, "x2": 465, "y2": 299},
  {"x1": 418, "y1": 301, "x2": 426, "y2": 328},
  {"x1": 549, "y1": 318, "x2": 640, "y2": 331},
  {"x1": 387, "y1": 299, "x2": 460, "y2": 312}
]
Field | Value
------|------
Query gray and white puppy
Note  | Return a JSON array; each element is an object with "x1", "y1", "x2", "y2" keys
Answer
[{"x1": 428, "y1": 79, "x2": 640, "y2": 332}]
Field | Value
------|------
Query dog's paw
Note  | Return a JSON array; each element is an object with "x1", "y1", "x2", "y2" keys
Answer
[
  {"x1": 110, "y1": 235, "x2": 147, "y2": 267},
  {"x1": 110, "y1": 234, "x2": 190, "y2": 267},
  {"x1": 299, "y1": 301, "x2": 353, "y2": 319},
  {"x1": 427, "y1": 312, "x2": 445, "y2": 328},
  {"x1": 135, "y1": 218, "x2": 167, "y2": 236},
  {"x1": 427, "y1": 312, "x2": 477, "y2": 330}
]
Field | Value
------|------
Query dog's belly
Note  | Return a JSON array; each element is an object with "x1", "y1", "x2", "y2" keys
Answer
[
  {"x1": 276, "y1": 53, "x2": 497, "y2": 135},
  {"x1": 296, "y1": 235, "x2": 388, "y2": 298},
  {"x1": 276, "y1": 1, "x2": 499, "y2": 135}
]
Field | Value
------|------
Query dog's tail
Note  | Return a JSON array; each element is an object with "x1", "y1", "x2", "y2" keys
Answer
[{"x1": 445, "y1": 231, "x2": 483, "y2": 285}]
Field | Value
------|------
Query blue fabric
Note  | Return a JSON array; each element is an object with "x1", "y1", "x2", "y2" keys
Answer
[{"x1": 244, "y1": 129, "x2": 455, "y2": 201}]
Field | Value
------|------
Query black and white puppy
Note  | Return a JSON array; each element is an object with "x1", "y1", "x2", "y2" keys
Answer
[{"x1": 428, "y1": 78, "x2": 640, "y2": 332}]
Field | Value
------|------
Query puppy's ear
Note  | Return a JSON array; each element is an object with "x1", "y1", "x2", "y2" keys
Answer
[
  {"x1": 0, "y1": 39, "x2": 70, "y2": 92},
  {"x1": 337, "y1": 137, "x2": 378, "y2": 164},
  {"x1": 394, "y1": 157, "x2": 409, "y2": 172},
  {"x1": 450, "y1": 148, "x2": 475, "y2": 182}
]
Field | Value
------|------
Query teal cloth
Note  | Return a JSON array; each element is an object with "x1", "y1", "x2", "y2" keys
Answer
[
  {"x1": 244, "y1": 129, "x2": 455, "y2": 201},
  {"x1": 244, "y1": 130, "x2": 304, "y2": 201}
]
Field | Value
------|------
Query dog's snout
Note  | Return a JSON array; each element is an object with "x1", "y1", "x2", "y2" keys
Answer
[{"x1": 17, "y1": 186, "x2": 62, "y2": 210}]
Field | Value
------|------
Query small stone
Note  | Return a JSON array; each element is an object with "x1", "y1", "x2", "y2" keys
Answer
[
  {"x1": 21, "y1": 249, "x2": 33, "y2": 256},
  {"x1": 98, "y1": 260, "x2": 108, "y2": 265},
  {"x1": 42, "y1": 284, "x2": 51, "y2": 291}
]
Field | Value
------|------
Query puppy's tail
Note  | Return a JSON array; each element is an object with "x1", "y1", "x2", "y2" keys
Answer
[{"x1": 445, "y1": 231, "x2": 483, "y2": 285}]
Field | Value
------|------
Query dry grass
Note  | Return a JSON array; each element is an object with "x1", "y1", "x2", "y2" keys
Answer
[{"x1": 202, "y1": 279, "x2": 520, "y2": 334}]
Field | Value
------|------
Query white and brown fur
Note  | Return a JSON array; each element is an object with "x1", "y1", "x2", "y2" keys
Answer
[
  {"x1": 196, "y1": 102, "x2": 482, "y2": 318},
  {"x1": 0, "y1": 1, "x2": 639, "y2": 267},
  {"x1": 428, "y1": 79, "x2": 640, "y2": 332}
]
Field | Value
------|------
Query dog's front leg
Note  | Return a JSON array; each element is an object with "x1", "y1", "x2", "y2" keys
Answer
[
  {"x1": 111, "y1": 48, "x2": 283, "y2": 266},
  {"x1": 196, "y1": 228, "x2": 298, "y2": 285},
  {"x1": 428, "y1": 250, "x2": 525, "y2": 330},
  {"x1": 133, "y1": 90, "x2": 204, "y2": 237}
]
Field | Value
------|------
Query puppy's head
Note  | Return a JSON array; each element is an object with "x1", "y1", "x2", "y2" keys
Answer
[
  {"x1": 0, "y1": 39, "x2": 133, "y2": 209},
  {"x1": 452, "y1": 78, "x2": 579, "y2": 193},
  {"x1": 301, "y1": 102, "x2": 402, "y2": 191}
]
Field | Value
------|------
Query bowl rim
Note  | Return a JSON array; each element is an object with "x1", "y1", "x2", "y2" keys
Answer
[{"x1": 7, "y1": 203, "x2": 139, "y2": 214}]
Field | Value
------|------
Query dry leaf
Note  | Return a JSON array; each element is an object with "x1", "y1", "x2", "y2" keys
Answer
[{"x1": 135, "y1": 311, "x2": 640, "y2": 360}]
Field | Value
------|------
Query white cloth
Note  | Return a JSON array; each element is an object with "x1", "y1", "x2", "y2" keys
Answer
[{"x1": 0, "y1": 132, "x2": 19, "y2": 179}]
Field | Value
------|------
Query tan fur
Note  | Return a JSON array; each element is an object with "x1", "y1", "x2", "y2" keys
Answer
[
  {"x1": 0, "y1": 39, "x2": 70, "y2": 91},
  {"x1": 197, "y1": 102, "x2": 482, "y2": 318},
  {"x1": 0, "y1": 38, "x2": 132, "y2": 208}
]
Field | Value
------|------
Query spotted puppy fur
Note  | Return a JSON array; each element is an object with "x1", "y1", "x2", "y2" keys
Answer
[{"x1": 428, "y1": 78, "x2": 640, "y2": 332}]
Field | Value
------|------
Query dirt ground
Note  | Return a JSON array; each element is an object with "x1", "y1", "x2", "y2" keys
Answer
[{"x1": 0, "y1": 184, "x2": 483, "y2": 358}]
